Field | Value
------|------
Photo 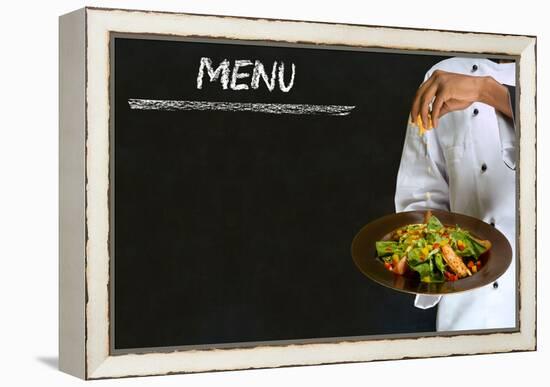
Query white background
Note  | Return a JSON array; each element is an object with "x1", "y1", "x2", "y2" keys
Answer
[{"x1": 0, "y1": 0, "x2": 546, "y2": 385}]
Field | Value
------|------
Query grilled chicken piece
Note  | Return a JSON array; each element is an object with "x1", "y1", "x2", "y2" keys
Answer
[{"x1": 441, "y1": 245, "x2": 472, "y2": 278}]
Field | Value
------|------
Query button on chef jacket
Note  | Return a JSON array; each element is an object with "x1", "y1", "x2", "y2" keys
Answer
[{"x1": 394, "y1": 57, "x2": 517, "y2": 332}]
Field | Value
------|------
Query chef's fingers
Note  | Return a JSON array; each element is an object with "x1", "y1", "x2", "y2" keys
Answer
[
  {"x1": 431, "y1": 93, "x2": 448, "y2": 128},
  {"x1": 442, "y1": 98, "x2": 472, "y2": 117},
  {"x1": 438, "y1": 103, "x2": 451, "y2": 119},
  {"x1": 410, "y1": 75, "x2": 436, "y2": 123},
  {"x1": 419, "y1": 83, "x2": 438, "y2": 130}
]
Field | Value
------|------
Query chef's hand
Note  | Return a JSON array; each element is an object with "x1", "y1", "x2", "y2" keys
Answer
[{"x1": 411, "y1": 69, "x2": 513, "y2": 129}]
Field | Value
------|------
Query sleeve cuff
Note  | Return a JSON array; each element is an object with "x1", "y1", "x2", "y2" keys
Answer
[
  {"x1": 496, "y1": 112, "x2": 517, "y2": 170},
  {"x1": 504, "y1": 84, "x2": 516, "y2": 121},
  {"x1": 414, "y1": 294, "x2": 442, "y2": 309},
  {"x1": 497, "y1": 84, "x2": 516, "y2": 170}
]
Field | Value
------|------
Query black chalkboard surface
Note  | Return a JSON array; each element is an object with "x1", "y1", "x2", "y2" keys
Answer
[{"x1": 113, "y1": 35, "x2": 445, "y2": 351}]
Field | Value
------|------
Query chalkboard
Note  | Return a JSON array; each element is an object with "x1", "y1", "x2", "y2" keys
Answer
[{"x1": 112, "y1": 35, "x2": 445, "y2": 351}]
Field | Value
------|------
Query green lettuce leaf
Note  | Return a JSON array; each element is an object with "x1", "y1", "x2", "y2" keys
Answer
[
  {"x1": 426, "y1": 231, "x2": 441, "y2": 244},
  {"x1": 408, "y1": 260, "x2": 445, "y2": 283},
  {"x1": 406, "y1": 248, "x2": 424, "y2": 266},
  {"x1": 427, "y1": 215, "x2": 443, "y2": 231},
  {"x1": 375, "y1": 241, "x2": 403, "y2": 257},
  {"x1": 434, "y1": 252, "x2": 446, "y2": 274},
  {"x1": 450, "y1": 231, "x2": 488, "y2": 258}
]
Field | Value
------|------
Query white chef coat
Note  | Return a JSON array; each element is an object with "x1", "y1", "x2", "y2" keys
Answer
[{"x1": 394, "y1": 57, "x2": 517, "y2": 332}]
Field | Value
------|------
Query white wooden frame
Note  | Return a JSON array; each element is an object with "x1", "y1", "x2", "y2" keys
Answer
[{"x1": 59, "y1": 7, "x2": 537, "y2": 380}]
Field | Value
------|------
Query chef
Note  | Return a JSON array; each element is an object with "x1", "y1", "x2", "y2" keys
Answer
[{"x1": 394, "y1": 57, "x2": 517, "y2": 331}]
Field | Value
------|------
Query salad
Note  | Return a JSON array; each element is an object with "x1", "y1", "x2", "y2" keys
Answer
[{"x1": 375, "y1": 211, "x2": 492, "y2": 283}]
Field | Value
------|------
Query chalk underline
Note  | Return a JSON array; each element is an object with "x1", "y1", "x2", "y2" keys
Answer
[{"x1": 127, "y1": 99, "x2": 356, "y2": 116}]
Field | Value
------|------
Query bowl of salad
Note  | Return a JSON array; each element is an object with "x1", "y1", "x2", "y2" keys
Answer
[{"x1": 351, "y1": 209, "x2": 512, "y2": 295}]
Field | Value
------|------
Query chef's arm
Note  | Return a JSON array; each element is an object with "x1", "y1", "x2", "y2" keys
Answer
[
  {"x1": 478, "y1": 77, "x2": 514, "y2": 120},
  {"x1": 397, "y1": 67, "x2": 450, "y2": 213},
  {"x1": 480, "y1": 80, "x2": 517, "y2": 169},
  {"x1": 395, "y1": 117, "x2": 450, "y2": 309},
  {"x1": 411, "y1": 70, "x2": 515, "y2": 129},
  {"x1": 504, "y1": 85, "x2": 516, "y2": 119},
  {"x1": 412, "y1": 71, "x2": 517, "y2": 170},
  {"x1": 495, "y1": 83, "x2": 517, "y2": 170},
  {"x1": 395, "y1": 121, "x2": 450, "y2": 213}
]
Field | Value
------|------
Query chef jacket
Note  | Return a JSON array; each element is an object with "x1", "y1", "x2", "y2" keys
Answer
[{"x1": 394, "y1": 57, "x2": 517, "y2": 331}]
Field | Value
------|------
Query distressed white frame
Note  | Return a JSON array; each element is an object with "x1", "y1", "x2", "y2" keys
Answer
[{"x1": 60, "y1": 7, "x2": 537, "y2": 380}]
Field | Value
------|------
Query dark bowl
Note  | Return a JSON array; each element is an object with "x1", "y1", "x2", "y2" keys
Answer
[{"x1": 350, "y1": 209, "x2": 513, "y2": 295}]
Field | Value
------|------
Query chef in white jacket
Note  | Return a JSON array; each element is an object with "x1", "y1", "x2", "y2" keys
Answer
[{"x1": 395, "y1": 57, "x2": 517, "y2": 331}]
